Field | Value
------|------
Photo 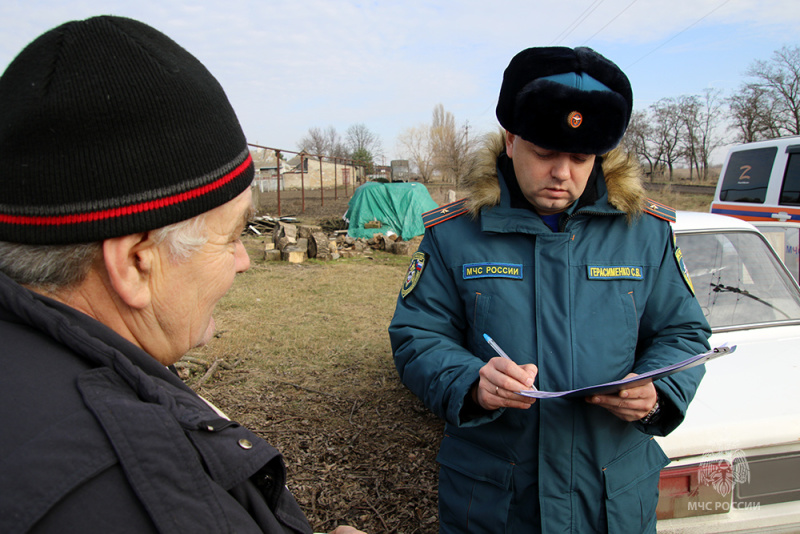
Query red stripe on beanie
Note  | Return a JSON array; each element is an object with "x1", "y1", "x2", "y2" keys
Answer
[{"x1": 0, "y1": 155, "x2": 252, "y2": 227}]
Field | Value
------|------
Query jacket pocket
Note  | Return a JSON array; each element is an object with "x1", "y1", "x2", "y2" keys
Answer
[
  {"x1": 437, "y1": 433, "x2": 514, "y2": 533},
  {"x1": 469, "y1": 292, "x2": 493, "y2": 350},
  {"x1": 614, "y1": 290, "x2": 639, "y2": 357},
  {"x1": 603, "y1": 437, "x2": 668, "y2": 533}
]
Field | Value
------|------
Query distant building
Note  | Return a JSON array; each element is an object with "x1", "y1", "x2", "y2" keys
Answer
[{"x1": 250, "y1": 148, "x2": 360, "y2": 191}]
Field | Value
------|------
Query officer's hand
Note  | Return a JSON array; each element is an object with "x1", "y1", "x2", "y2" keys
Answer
[
  {"x1": 587, "y1": 373, "x2": 658, "y2": 422},
  {"x1": 473, "y1": 357, "x2": 538, "y2": 411}
]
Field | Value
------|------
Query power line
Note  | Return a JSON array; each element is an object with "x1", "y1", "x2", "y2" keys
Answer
[
  {"x1": 625, "y1": 0, "x2": 733, "y2": 68},
  {"x1": 581, "y1": 0, "x2": 640, "y2": 46},
  {"x1": 551, "y1": 0, "x2": 606, "y2": 45},
  {"x1": 555, "y1": 0, "x2": 607, "y2": 45}
]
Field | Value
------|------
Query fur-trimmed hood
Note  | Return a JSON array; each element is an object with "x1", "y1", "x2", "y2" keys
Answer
[{"x1": 461, "y1": 131, "x2": 645, "y2": 221}]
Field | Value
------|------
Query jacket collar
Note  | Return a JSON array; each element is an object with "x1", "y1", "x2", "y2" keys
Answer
[
  {"x1": 462, "y1": 131, "x2": 646, "y2": 224},
  {"x1": 0, "y1": 270, "x2": 209, "y2": 420},
  {"x1": 480, "y1": 164, "x2": 621, "y2": 234}
]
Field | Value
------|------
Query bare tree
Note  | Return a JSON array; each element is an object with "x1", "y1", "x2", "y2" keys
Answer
[
  {"x1": 650, "y1": 97, "x2": 683, "y2": 180},
  {"x1": 675, "y1": 90, "x2": 724, "y2": 182},
  {"x1": 693, "y1": 88, "x2": 726, "y2": 182},
  {"x1": 430, "y1": 104, "x2": 477, "y2": 184},
  {"x1": 346, "y1": 123, "x2": 383, "y2": 159},
  {"x1": 676, "y1": 94, "x2": 701, "y2": 179},
  {"x1": 622, "y1": 110, "x2": 657, "y2": 181},
  {"x1": 297, "y1": 126, "x2": 329, "y2": 156},
  {"x1": 430, "y1": 104, "x2": 457, "y2": 182},
  {"x1": 742, "y1": 45, "x2": 800, "y2": 137},
  {"x1": 397, "y1": 125, "x2": 435, "y2": 182},
  {"x1": 325, "y1": 126, "x2": 348, "y2": 159},
  {"x1": 297, "y1": 125, "x2": 347, "y2": 158},
  {"x1": 728, "y1": 84, "x2": 775, "y2": 142}
]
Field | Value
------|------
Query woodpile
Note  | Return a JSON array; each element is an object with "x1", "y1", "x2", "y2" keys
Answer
[
  {"x1": 333, "y1": 232, "x2": 423, "y2": 258},
  {"x1": 246, "y1": 216, "x2": 423, "y2": 263}
]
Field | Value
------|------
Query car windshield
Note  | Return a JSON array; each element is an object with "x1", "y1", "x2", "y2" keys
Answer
[{"x1": 677, "y1": 231, "x2": 800, "y2": 329}]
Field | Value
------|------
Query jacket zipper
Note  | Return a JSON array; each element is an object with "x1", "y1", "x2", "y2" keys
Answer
[{"x1": 559, "y1": 209, "x2": 623, "y2": 232}]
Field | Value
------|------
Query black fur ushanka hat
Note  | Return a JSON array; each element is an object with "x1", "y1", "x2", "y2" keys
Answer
[{"x1": 496, "y1": 46, "x2": 633, "y2": 155}]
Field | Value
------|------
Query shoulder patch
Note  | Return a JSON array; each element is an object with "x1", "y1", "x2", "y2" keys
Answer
[
  {"x1": 401, "y1": 251, "x2": 428, "y2": 298},
  {"x1": 422, "y1": 198, "x2": 469, "y2": 229},
  {"x1": 643, "y1": 198, "x2": 676, "y2": 223}
]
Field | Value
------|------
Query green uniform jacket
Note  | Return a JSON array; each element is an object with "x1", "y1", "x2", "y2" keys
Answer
[{"x1": 389, "y1": 136, "x2": 711, "y2": 533}]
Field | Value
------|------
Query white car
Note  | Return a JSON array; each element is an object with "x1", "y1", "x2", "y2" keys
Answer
[{"x1": 656, "y1": 211, "x2": 800, "y2": 533}]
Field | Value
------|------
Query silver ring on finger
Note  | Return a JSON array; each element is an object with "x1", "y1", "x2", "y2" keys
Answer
[{"x1": 495, "y1": 386, "x2": 499, "y2": 395}]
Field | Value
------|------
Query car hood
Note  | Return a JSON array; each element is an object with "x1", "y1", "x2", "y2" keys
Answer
[{"x1": 656, "y1": 324, "x2": 800, "y2": 459}]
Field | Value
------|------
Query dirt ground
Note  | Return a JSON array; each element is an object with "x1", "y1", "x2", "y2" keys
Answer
[
  {"x1": 196, "y1": 184, "x2": 449, "y2": 533},
  {"x1": 200, "y1": 368, "x2": 444, "y2": 534}
]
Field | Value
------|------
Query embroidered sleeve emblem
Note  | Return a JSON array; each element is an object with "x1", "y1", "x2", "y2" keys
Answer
[
  {"x1": 401, "y1": 251, "x2": 428, "y2": 298},
  {"x1": 674, "y1": 235, "x2": 695, "y2": 295}
]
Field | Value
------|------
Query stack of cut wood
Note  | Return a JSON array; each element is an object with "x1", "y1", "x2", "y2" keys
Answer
[
  {"x1": 334, "y1": 232, "x2": 423, "y2": 257},
  {"x1": 246, "y1": 216, "x2": 276, "y2": 236},
  {"x1": 249, "y1": 218, "x2": 423, "y2": 263},
  {"x1": 246, "y1": 215, "x2": 301, "y2": 236},
  {"x1": 372, "y1": 232, "x2": 423, "y2": 256},
  {"x1": 262, "y1": 220, "x2": 339, "y2": 263},
  {"x1": 334, "y1": 235, "x2": 367, "y2": 258}
]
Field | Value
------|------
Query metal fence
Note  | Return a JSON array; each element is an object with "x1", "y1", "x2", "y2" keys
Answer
[{"x1": 248, "y1": 143, "x2": 368, "y2": 217}]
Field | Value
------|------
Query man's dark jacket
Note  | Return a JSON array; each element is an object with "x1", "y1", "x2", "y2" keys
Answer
[{"x1": 0, "y1": 271, "x2": 312, "y2": 534}]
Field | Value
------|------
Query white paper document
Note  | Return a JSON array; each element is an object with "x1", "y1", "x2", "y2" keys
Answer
[{"x1": 516, "y1": 344, "x2": 736, "y2": 399}]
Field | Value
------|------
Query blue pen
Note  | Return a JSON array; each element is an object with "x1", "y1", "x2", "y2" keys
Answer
[
  {"x1": 483, "y1": 333, "x2": 537, "y2": 391},
  {"x1": 483, "y1": 333, "x2": 512, "y2": 360}
]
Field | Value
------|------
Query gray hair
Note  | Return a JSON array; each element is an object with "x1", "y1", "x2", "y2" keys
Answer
[
  {"x1": 0, "y1": 213, "x2": 208, "y2": 291},
  {"x1": 151, "y1": 212, "x2": 208, "y2": 261}
]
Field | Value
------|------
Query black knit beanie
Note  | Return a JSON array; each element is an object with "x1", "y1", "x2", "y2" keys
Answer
[
  {"x1": 496, "y1": 46, "x2": 633, "y2": 155},
  {"x1": 0, "y1": 16, "x2": 254, "y2": 245}
]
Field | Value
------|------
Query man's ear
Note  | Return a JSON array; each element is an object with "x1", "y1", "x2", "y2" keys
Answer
[
  {"x1": 102, "y1": 233, "x2": 155, "y2": 310},
  {"x1": 505, "y1": 131, "x2": 515, "y2": 158}
]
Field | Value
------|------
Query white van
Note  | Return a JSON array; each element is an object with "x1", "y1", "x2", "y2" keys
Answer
[
  {"x1": 711, "y1": 137, "x2": 800, "y2": 281},
  {"x1": 711, "y1": 136, "x2": 800, "y2": 222}
]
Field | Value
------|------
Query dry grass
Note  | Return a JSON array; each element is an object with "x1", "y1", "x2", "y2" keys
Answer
[
  {"x1": 206, "y1": 253, "x2": 407, "y2": 386},
  {"x1": 645, "y1": 185, "x2": 713, "y2": 212}
]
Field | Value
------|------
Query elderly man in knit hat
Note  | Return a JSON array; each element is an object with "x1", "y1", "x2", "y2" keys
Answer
[
  {"x1": 0, "y1": 16, "x2": 365, "y2": 534},
  {"x1": 389, "y1": 46, "x2": 711, "y2": 533}
]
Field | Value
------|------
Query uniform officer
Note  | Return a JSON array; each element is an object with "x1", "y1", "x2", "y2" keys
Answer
[{"x1": 389, "y1": 46, "x2": 711, "y2": 533}]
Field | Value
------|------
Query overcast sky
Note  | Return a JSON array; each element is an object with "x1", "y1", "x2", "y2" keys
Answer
[{"x1": 2, "y1": 0, "x2": 799, "y2": 162}]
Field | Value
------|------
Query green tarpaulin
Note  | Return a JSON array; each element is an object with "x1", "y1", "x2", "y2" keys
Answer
[{"x1": 345, "y1": 182, "x2": 438, "y2": 241}]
